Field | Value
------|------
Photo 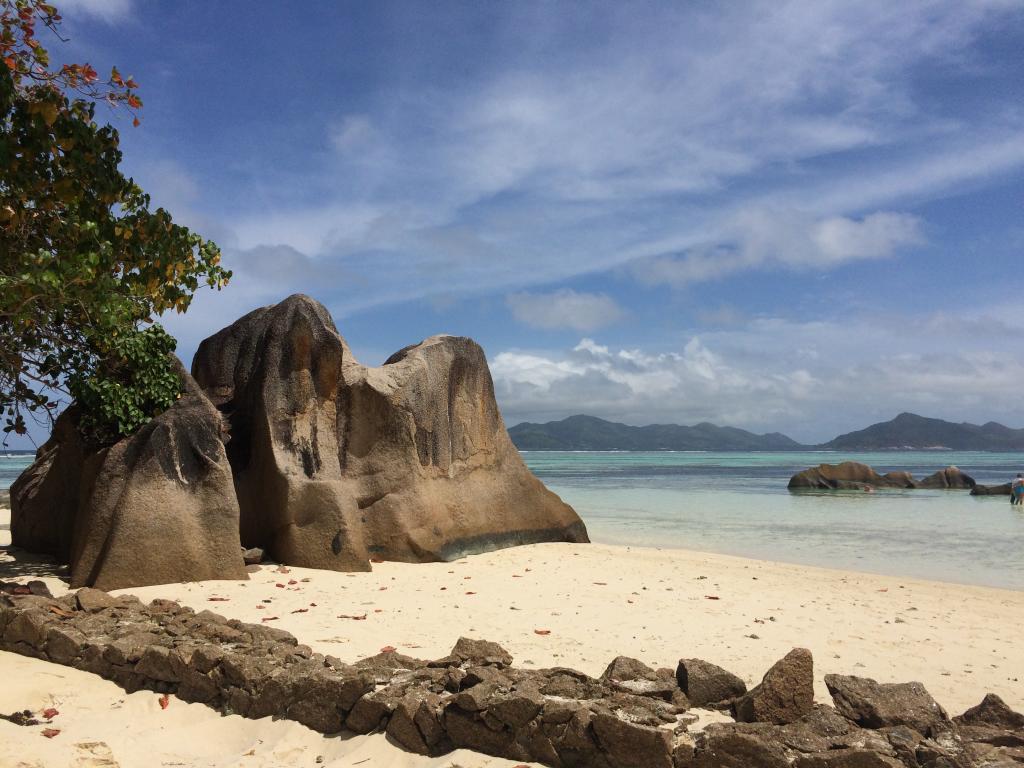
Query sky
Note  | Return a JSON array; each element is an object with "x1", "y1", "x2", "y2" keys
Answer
[{"x1": 20, "y1": 0, "x2": 1024, "y2": 446}]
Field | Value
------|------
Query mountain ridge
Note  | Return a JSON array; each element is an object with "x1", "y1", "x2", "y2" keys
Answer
[{"x1": 508, "y1": 413, "x2": 1024, "y2": 451}]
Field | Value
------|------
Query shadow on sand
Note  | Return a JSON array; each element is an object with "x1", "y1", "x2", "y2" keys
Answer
[{"x1": 0, "y1": 545, "x2": 68, "y2": 582}]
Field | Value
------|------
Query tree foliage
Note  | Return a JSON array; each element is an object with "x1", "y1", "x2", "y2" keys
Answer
[{"x1": 0, "y1": 0, "x2": 230, "y2": 445}]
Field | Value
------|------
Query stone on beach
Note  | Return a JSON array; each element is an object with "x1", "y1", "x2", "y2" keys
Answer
[
  {"x1": 10, "y1": 361, "x2": 247, "y2": 591},
  {"x1": 676, "y1": 657, "x2": 748, "y2": 708},
  {"x1": 732, "y1": 647, "x2": 814, "y2": 724},
  {"x1": 190, "y1": 293, "x2": 587, "y2": 572},
  {"x1": 8, "y1": 293, "x2": 588, "y2": 588},
  {"x1": 824, "y1": 674, "x2": 950, "y2": 737}
]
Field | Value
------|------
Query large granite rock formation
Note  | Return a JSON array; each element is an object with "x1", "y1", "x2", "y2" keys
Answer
[
  {"x1": 190, "y1": 294, "x2": 587, "y2": 571},
  {"x1": 69, "y1": 367, "x2": 247, "y2": 589},
  {"x1": 789, "y1": 462, "x2": 975, "y2": 491},
  {"x1": 788, "y1": 462, "x2": 915, "y2": 491},
  {"x1": 9, "y1": 406, "x2": 85, "y2": 561},
  {"x1": 10, "y1": 362, "x2": 247, "y2": 590}
]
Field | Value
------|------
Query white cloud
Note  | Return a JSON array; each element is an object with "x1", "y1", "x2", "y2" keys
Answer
[
  {"x1": 60, "y1": 0, "x2": 133, "y2": 22},
  {"x1": 634, "y1": 210, "x2": 924, "y2": 287},
  {"x1": 492, "y1": 304, "x2": 1024, "y2": 442},
  {"x1": 506, "y1": 289, "x2": 625, "y2": 331},
  {"x1": 207, "y1": 1, "x2": 1024, "y2": 309}
]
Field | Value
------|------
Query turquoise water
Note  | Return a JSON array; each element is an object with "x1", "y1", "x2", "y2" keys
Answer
[
  {"x1": 5, "y1": 451, "x2": 1024, "y2": 589},
  {"x1": 522, "y1": 451, "x2": 1024, "y2": 590},
  {"x1": 1, "y1": 455, "x2": 32, "y2": 493}
]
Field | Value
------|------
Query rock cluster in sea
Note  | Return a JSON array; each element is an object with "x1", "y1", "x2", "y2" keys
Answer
[
  {"x1": 9, "y1": 295, "x2": 588, "y2": 590},
  {"x1": 788, "y1": 462, "x2": 977, "y2": 491},
  {"x1": 2, "y1": 582, "x2": 1021, "y2": 767}
]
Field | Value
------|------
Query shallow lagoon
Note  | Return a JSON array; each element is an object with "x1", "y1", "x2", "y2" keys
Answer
[{"x1": 523, "y1": 451, "x2": 1024, "y2": 590}]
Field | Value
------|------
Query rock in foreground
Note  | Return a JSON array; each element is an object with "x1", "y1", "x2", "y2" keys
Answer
[
  {"x1": 2, "y1": 586, "x2": 1020, "y2": 768},
  {"x1": 10, "y1": 362, "x2": 247, "y2": 590},
  {"x1": 191, "y1": 294, "x2": 587, "y2": 571},
  {"x1": 10, "y1": 294, "x2": 587, "y2": 587}
]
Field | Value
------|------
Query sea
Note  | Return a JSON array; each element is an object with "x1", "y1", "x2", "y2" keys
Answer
[{"x1": 4, "y1": 451, "x2": 1023, "y2": 590}]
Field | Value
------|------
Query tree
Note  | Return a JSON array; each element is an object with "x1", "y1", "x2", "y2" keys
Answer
[{"x1": 0, "y1": 0, "x2": 230, "y2": 445}]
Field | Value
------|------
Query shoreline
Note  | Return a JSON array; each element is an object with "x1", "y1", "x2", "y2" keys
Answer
[
  {"x1": 3, "y1": 500, "x2": 1023, "y2": 765},
  {"x1": 3, "y1": 499, "x2": 1021, "y2": 713}
]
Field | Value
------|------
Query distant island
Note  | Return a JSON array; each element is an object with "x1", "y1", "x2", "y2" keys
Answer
[{"x1": 508, "y1": 412, "x2": 1024, "y2": 452}]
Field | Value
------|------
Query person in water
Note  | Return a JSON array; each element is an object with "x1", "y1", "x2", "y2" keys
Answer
[{"x1": 1013, "y1": 474, "x2": 1024, "y2": 506}]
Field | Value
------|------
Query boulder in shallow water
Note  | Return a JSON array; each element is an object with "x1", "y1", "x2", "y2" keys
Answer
[
  {"x1": 917, "y1": 466, "x2": 976, "y2": 489},
  {"x1": 788, "y1": 462, "x2": 912, "y2": 490},
  {"x1": 191, "y1": 294, "x2": 587, "y2": 571},
  {"x1": 970, "y1": 483, "x2": 1011, "y2": 496}
]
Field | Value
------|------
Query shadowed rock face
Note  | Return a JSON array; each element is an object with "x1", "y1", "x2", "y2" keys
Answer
[
  {"x1": 10, "y1": 362, "x2": 247, "y2": 590},
  {"x1": 191, "y1": 294, "x2": 588, "y2": 571},
  {"x1": 9, "y1": 406, "x2": 85, "y2": 561},
  {"x1": 69, "y1": 366, "x2": 247, "y2": 589}
]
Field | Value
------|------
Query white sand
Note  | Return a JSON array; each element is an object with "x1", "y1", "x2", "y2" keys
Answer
[{"x1": 3, "y1": 501, "x2": 1023, "y2": 767}]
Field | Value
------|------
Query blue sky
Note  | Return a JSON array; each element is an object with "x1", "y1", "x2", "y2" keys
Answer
[{"x1": 34, "y1": 0, "x2": 1024, "y2": 444}]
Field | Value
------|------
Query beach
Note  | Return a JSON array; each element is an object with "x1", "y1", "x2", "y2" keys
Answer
[{"x1": 3, "y1": 497, "x2": 1022, "y2": 767}]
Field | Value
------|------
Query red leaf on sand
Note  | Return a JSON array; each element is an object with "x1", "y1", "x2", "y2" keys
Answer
[
  {"x1": 512, "y1": 575, "x2": 523, "y2": 578},
  {"x1": 378, "y1": 586, "x2": 387, "y2": 591},
  {"x1": 705, "y1": 595, "x2": 720, "y2": 600},
  {"x1": 261, "y1": 616, "x2": 279, "y2": 622},
  {"x1": 158, "y1": 694, "x2": 169, "y2": 710},
  {"x1": 41, "y1": 728, "x2": 60, "y2": 738},
  {"x1": 291, "y1": 608, "x2": 308, "y2": 614},
  {"x1": 255, "y1": 605, "x2": 265, "y2": 609},
  {"x1": 208, "y1": 597, "x2": 229, "y2": 602},
  {"x1": 41, "y1": 708, "x2": 58, "y2": 720},
  {"x1": 877, "y1": 588, "x2": 888, "y2": 592},
  {"x1": 275, "y1": 583, "x2": 285, "y2": 588},
  {"x1": 440, "y1": 587, "x2": 447, "y2": 590},
  {"x1": 465, "y1": 591, "x2": 476, "y2": 595},
  {"x1": 534, "y1": 629, "x2": 551, "y2": 635},
  {"x1": 287, "y1": 580, "x2": 297, "y2": 585},
  {"x1": 380, "y1": 645, "x2": 397, "y2": 653},
  {"x1": 593, "y1": 582, "x2": 607, "y2": 586}
]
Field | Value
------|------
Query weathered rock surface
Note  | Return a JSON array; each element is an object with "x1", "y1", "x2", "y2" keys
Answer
[
  {"x1": 9, "y1": 405, "x2": 85, "y2": 560},
  {"x1": 788, "y1": 462, "x2": 914, "y2": 491},
  {"x1": 970, "y1": 483, "x2": 1012, "y2": 496},
  {"x1": 191, "y1": 294, "x2": 587, "y2": 571},
  {"x1": 916, "y1": 466, "x2": 975, "y2": 490},
  {"x1": 825, "y1": 674, "x2": 950, "y2": 738},
  {"x1": 733, "y1": 648, "x2": 814, "y2": 725},
  {"x1": 676, "y1": 657, "x2": 747, "y2": 708},
  {"x1": 1, "y1": 586, "x2": 1018, "y2": 768},
  {"x1": 9, "y1": 361, "x2": 247, "y2": 590},
  {"x1": 789, "y1": 462, "x2": 978, "y2": 492}
]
